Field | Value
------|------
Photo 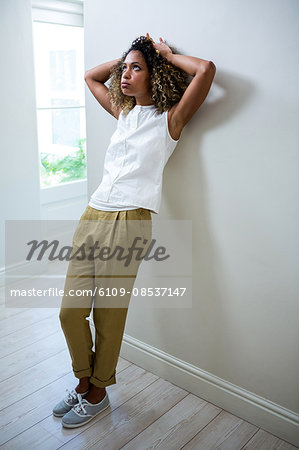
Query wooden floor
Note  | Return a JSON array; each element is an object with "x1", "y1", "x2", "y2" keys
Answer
[{"x1": 0, "y1": 294, "x2": 297, "y2": 449}]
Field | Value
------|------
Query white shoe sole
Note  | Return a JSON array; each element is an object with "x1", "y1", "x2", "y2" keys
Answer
[{"x1": 53, "y1": 411, "x2": 70, "y2": 418}]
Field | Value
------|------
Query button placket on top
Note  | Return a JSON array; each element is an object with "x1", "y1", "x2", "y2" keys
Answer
[
  {"x1": 108, "y1": 108, "x2": 141, "y2": 200},
  {"x1": 107, "y1": 112, "x2": 135, "y2": 201},
  {"x1": 131, "y1": 107, "x2": 140, "y2": 129},
  {"x1": 107, "y1": 141, "x2": 127, "y2": 201}
]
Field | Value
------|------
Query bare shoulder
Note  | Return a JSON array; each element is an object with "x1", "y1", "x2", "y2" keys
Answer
[{"x1": 167, "y1": 104, "x2": 184, "y2": 141}]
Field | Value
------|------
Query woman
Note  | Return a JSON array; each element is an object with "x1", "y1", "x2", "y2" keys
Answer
[{"x1": 53, "y1": 34, "x2": 216, "y2": 428}]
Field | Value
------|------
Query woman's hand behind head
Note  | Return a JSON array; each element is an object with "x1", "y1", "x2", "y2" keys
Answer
[{"x1": 146, "y1": 33, "x2": 173, "y2": 59}]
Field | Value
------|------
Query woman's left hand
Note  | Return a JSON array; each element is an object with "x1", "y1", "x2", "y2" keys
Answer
[{"x1": 146, "y1": 33, "x2": 172, "y2": 60}]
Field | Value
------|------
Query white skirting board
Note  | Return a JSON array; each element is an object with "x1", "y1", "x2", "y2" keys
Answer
[{"x1": 88, "y1": 317, "x2": 299, "y2": 447}]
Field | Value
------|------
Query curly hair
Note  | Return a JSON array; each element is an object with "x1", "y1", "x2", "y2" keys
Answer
[{"x1": 107, "y1": 35, "x2": 190, "y2": 116}]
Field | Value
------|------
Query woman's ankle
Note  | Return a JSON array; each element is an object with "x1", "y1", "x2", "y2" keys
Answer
[{"x1": 75, "y1": 376, "x2": 91, "y2": 393}]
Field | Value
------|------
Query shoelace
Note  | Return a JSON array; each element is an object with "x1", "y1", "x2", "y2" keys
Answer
[
  {"x1": 65, "y1": 388, "x2": 79, "y2": 403},
  {"x1": 73, "y1": 393, "x2": 87, "y2": 415}
]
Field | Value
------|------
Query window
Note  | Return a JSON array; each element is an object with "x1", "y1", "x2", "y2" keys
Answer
[{"x1": 32, "y1": 1, "x2": 86, "y2": 190}]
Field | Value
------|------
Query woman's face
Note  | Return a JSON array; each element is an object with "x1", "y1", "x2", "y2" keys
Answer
[{"x1": 121, "y1": 50, "x2": 152, "y2": 102}]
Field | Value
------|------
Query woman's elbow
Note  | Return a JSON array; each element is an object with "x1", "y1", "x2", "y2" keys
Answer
[
  {"x1": 208, "y1": 61, "x2": 216, "y2": 73},
  {"x1": 84, "y1": 70, "x2": 91, "y2": 81}
]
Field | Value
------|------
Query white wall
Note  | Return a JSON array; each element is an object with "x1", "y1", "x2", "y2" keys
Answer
[{"x1": 84, "y1": 0, "x2": 299, "y2": 444}]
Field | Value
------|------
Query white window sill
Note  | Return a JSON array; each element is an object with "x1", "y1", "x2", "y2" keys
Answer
[{"x1": 40, "y1": 179, "x2": 87, "y2": 205}]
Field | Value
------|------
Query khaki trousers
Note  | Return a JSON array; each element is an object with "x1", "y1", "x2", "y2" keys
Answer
[{"x1": 59, "y1": 205, "x2": 152, "y2": 388}]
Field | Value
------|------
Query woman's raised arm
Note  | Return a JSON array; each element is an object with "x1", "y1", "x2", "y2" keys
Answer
[
  {"x1": 147, "y1": 34, "x2": 216, "y2": 132},
  {"x1": 85, "y1": 58, "x2": 122, "y2": 119}
]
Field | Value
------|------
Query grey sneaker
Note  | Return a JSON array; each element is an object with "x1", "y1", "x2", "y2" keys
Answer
[
  {"x1": 61, "y1": 392, "x2": 110, "y2": 428},
  {"x1": 52, "y1": 388, "x2": 89, "y2": 417}
]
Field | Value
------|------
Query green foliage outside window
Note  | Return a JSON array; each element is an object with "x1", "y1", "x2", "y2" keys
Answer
[{"x1": 40, "y1": 138, "x2": 86, "y2": 187}]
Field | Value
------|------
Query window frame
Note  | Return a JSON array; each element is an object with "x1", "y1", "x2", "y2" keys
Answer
[{"x1": 32, "y1": 0, "x2": 87, "y2": 205}]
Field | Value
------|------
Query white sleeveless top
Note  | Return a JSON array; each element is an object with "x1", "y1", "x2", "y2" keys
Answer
[{"x1": 88, "y1": 104, "x2": 180, "y2": 214}]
